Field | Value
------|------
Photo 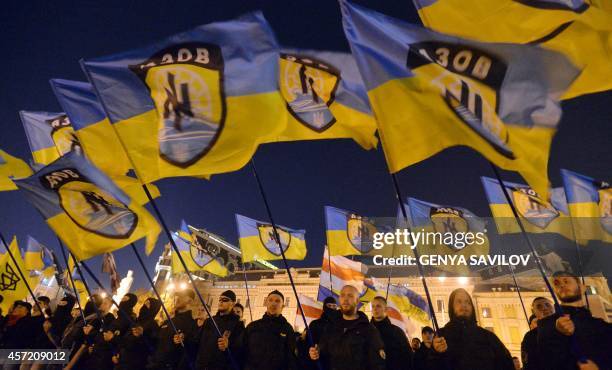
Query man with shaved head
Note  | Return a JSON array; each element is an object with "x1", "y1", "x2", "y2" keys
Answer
[{"x1": 309, "y1": 285, "x2": 386, "y2": 370}]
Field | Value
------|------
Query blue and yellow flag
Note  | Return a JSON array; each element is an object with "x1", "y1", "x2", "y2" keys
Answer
[
  {"x1": 50, "y1": 79, "x2": 132, "y2": 176},
  {"x1": 236, "y1": 214, "x2": 307, "y2": 263},
  {"x1": 481, "y1": 176, "x2": 580, "y2": 242},
  {"x1": 360, "y1": 277, "x2": 430, "y2": 324},
  {"x1": 412, "y1": 0, "x2": 612, "y2": 99},
  {"x1": 15, "y1": 152, "x2": 160, "y2": 261},
  {"x1": 0, "y1": 237, "x2": 36, "y2": 313},
  {"x1": 341, "y1": 1, "x2": 579, "y2": 200},
  {"x1": 170, "y1": 230, "x2": 228, "y2": 277},
  {"x1": 273, "y1": 49, "x2": 377, "y2": 149},
  {"x1": 0, "y1": 149, "x2": 32, "y2": 191},
  {"x1": 561, "y1": 169, "x2": 611, "y2": 243},
  {"x1": 24, "y1": 236, "x2": 54, "y2": 272},
  {"x1": 408, "y1": 197, "x2": 490, "y2": 275},
  {"x1": 81, "y1": 12, "x2": 285, "y2": 183},
  {"x1": 20, "y1": 106, "x2": 159, "y2": 205},
  {"x1": 325, "y1": 206, "x2": 378, "y2": 256}
]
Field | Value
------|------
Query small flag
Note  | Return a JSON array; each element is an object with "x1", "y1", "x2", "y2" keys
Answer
[
  {"x1": 236, "y1": 214, "x2": 307, "y2": 263},
  {"x1": 170, "y1": 231, "x2": 229, "y2": 277},
  {"x1": 318, "y1": 247, "x2": 367, "y2": 302},
  {"x1": 0, "y1": 149, "x2": 33, "y2": 191},
  {"x1": 0, "y1": 237, "x2": 36, "y2": 313},
  {"x1": 295, "y1": 294, "x2": 323, "y2": 331},
  {"x1": 325, "y1": 206, "x2": 378, "y2": 256},
  {"x1": 24, "y1": 236, "x2": 54, "y2": 272},
  {"x1": 15, "y1": 152, "x2": 161, "y2": 260},
  {"x1": 101, "y1": 252, "x2": 120, "y2": 294}
]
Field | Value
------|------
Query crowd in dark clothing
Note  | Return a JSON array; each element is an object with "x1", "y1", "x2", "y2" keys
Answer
[{"x1": 0, "y1": 275, "x2": 610, "y2": 370}]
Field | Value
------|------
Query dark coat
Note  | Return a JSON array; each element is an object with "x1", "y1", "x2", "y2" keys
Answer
[
  {"x1": 427, "y1": 319, "x2": 514, "y2": 370},
  {"x1": 147, "y1": 309, "x2": 198, "y2": 370},
  {"x1": 413, "y1": 344, "x2": 435, "y2": 370},
  {"x1": 372, "y1": 316, "x2": 414, "y2": 370},
  {"x1": 521, "y1": 328, "x2": 540, "y2": 370},
  {"x1": 242, "y1": 313, "x2": 298, "y2": 370},
  {"x1": 0, "y1": 314, "x2": 34, "y2": 349},
  {"x1": 116, "y1": 298, "x2": 162, "y2": 370},
  {"x1": 537, "y1": 306, "x2": 612, "y2": 370},
  {"x1": 318, "y1": 311, "x2": 386, "y2": 370},
  {"x1": 195, "y1": 312, "x2": 244, "y2": 370}
]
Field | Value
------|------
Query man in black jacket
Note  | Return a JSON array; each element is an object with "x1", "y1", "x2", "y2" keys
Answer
[
  {"x1": 148, "y1": 289, "x2": 198, "y2": 370},
  {"x1": 521, "y1": 297, "x2": 554, "y2": 370},
  {"x1": 242, "y1": 290, "x2": 298, "y2": 370},
  {"x1": 413, "y1": 326, "x2": 434, "y2": 370},
  {"x1": 309, "y1": 285, "x2": 386, "y2": 370},
  {"x1": 298, "y1": 296, "x2": 339, "y2": 370},
  {"x1": 195, "y1": 290, "x2": 244, "y2": 370},
  {"x1": 430, "y1": 288, "x2": 514, "y2": 370},
  {"x1": 371, "y1": 296, "x2": 413, "y2": 370},
  {"x1": 537, "y1": 271, "x2": 611, "y2": 370},
  {"x1": 115, "y1": 297, "x2": 162, "y2": 370}
]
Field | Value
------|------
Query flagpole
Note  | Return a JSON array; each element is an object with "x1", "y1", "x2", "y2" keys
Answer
[
  {"x1": 57, "y1": 239, "x2": 86, "y2": 324},
  {"x1": 140, "y1": 185, "x2": 240, "y2": 370},
  {"x1": 508, "y1": 263, "x2": 530, "y2": 323},
  {"x1": 391, "y1": 174, "x2": 440, "y2": 332},
  {"x1": 129, "y1": 243, "x2": 180, "y2": 336},
  {"x1": 0, "y1": 232, "x2": 45, "y2": 317},
  {"x1": 241, "y1": 263, "x2": 254, "y2": 322},
  {"x1": 250, "y1": 158, "x2": 324, "y2": 370},
  {"x1": 563, "y1": 200, "x2": 590, "y2": 310},
  {"x1": 68, "y1": 250, "x2": 106, "y2": 328}
]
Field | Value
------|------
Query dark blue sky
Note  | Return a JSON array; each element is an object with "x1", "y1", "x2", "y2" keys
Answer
[{"x1": 1, "y1": 0, "x2": 610, "y2": 290}]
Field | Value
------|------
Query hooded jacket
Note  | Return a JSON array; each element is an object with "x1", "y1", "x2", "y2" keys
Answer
[
  {"x1": 242, "y1": 313, "x2": 298, "y2": 370},
  {"x1": 148, "y1": 309, "x2": 198, "y2": 370},
  {"x1": 318, "y1": 311, "x2": 386, "y2": 370},
  {"x1": 116, "y1": 298, "x2": 162, "y2": 370},
  {"x1": 372, "y1": 316, "x2": 414, "y2": 370},
  {"x1": 298, "y1": 305, "x2": 340, "y2": 370},
  {"x1": 195, "y1": 311, "x2": 245, "y2": 370}
]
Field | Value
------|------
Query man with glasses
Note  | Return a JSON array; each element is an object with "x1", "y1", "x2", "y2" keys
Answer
[{"x1": 195, "y1": 290, "x2": 245, "y2": 370}]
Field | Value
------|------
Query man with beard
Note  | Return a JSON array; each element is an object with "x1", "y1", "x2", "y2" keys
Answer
[
  {"x1": 413, "y1": 327, "x2": 434, "y2": 370},
  {"x1": 371, "y1": 296, "x2": 413, "y2": 370},
  {"x1": 148, "y1": 289, "x2": 198, "y2": 370},
  {"x1": 430, "y1": 288, "x2": 514, "y2": 370},
  {"x1": 114, "y1": 297, "x2": 162, "y2": 370},
  {"x1": 309, "y1": 285, "x2": 386, "y2": 370},
  {"x1": 242, "y1": 290, "x2": 298, "y2": 370},
  {"x1": 195, "y1": 290, "x2": 244, "y2": 370},
  {"x1": 521, "y1": 297, "x2": 554, "y2": 370},
  {"x1": 537, "y1": 271, "x2": 611, "y2": 370},
  {"x1": 298, "y1": 296, "x2": 339, "y2": 370}
]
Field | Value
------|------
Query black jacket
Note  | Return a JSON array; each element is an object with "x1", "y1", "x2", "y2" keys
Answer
[
  {"x1": 298, "y1": 308, "x2": 340, "y2": 370},
  {"x1": 372, "y1": 316, "x2": 414, "y2": 370},
  {"x1": 413, "y1": 344, "x2": 435, "y2": 370},
  {"x1": 195, "y1": 312, "x2": 244, "y2": 370},
  {"x1": 148, "y1": 309, "x2": 198, "y2": 370},
  {"x1": 537, "y1": 306, "x2": 612, "y2": 370},
  {"x1": 318, "y1": 311, "x2": 386, "y2": 370},
  {"x1": 428, "y1": 319, "x2": 514, "y2": 370},
  {"x1": 521, "y1": 328, "x2": 540, "y2": 370},
  {"x1": 116, "y1": 298, "x2": 162, "y2": 370},
  {"x1": 0, "y1": 314, "x2": 34, "y2": 349},
  {"x1": 242, "y1": 313, "x2": 298, "y2": 370}
]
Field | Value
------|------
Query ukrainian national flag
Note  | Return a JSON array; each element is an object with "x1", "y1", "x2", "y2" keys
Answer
[
  {"x1": 341, "y1": 1, "x2": 579, "y2": 200},
  {"x1": 81, "y1": 12, "x2": 285, "y2": 183},
  {"x1": 273, "y1": 49, "x2": 377, "y2": 150},
  {"x1": 325, "y1": 206, "x2": 379, "y2": 256},
  {"x1": 0, "y1": 237, "x2": 36, "y2": 313},
  {"x1": 408, "y1": 197, "x2": 490, "y2": 275},
  {"x1": 360, "y1": 276, "x2": 430, "y2": 324},
  {"x1": 170, "y1": 231, "x2": 228, "y2": 277},
  {"x1": 481, "y1": 176, "x2": 579, "y2": 242},
  {"x1": 24, "y1": 236, "x2": 54, "y2": 272},
  {"x1": 318, "y1": 247, "x2": 367, "y2": 302},
  {"x1": 412, "y1": 0, "x2": 612, "y2": 99},
  {"x1": 15, "y1": 152, "x2": 160, "y2": 261},
  {"x1": 50, "y1": 79, "x2": 132, "y2": 176},
  {"x1": 561, "y1": 169, "x2": 611, "y2": 243},
  {"x1": 0, "y1": 149, "x2": 32, "y2": 191},
  {"x1": 236, "y1": 214, "x2": 307, "y2": 263}
]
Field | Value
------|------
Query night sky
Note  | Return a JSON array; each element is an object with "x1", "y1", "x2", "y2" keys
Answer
[{"x1": 1, "y1": 0, "x2": 610, "y2": 290}]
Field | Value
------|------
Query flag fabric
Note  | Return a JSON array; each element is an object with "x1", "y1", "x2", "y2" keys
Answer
[
  {"x1": 412, "y1": 0, "x2": 612, "y2": 99},
  {"x1": 101, "y1": 252, "x2": 120, "y2": 294},
  {"x1": 0, "y1": 149, "x2": 33, "y2": 191},
  {"x1": 170, "y1": 230, "x2": 229, "y2": 277},
  {"x1": 0, "y1": 237, "x2": 35, "y2": 313},
  {"x1": 81, "y1": 12, "x2": 285, "y2": 183},
  {"x1": 481, "y1": 176, "x2": 579, "y2": 242},
  {"x1": 178, "y1": 219, "x2": 192, "y2": 241},
  {"x1": 341, "y1": 1, "x2": 579, "y2": 200},
  {"x1": 20, "y1": 106, "x2": 160, "y2": 206},
  {"x1": 325, "y1": 206, "x2": 378, "y2": 256},
  {"x1": 295, "y1": 294, "x2": 323, "y2": 331},
  {"x1": 273, "y1": 49, "x2": 377, "y2": 150},
  {"x1": 360, "y1": 276, "x2": 430, "y2": 324},
  {"x1": 318, "y1": 247, "x2": 367, "y2": 302},
  {"x1": 67, "y1": 260, "x2": 89, "y2": 306},
  {"x1": 24, "y1": 236, "x2": 54, "y2": 272},
  {"x1": 561, "y1": 169, "x2": 611, "y2": 243},
  {"x1": 50, "y1": 79, "x2": 132, "y2": 176},
  {"x1": 15, "y1": 152, "x2": 161, "y2": 261},
  {"x1": 236, "y1": 214, "x2": 307, "y2": 263},
  {"x1": 407, "y1": 197, "x2": 490, "y2": 275}
]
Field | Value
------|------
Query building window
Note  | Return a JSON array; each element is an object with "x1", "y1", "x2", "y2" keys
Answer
[
  {"x1": 246, "y1": 298, "x2": 250, "y2": 308},
  {"x1": 436, "y1": 299, "x2": 444, "y2": 312},
  {"x1": 481, "y1": 307, "x2": 492, "y2": 318},
  {"x1": 286, "y1": 297, "x2": 291, "y2": 307}
]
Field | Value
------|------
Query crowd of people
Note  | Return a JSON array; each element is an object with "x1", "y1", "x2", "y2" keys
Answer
[{"x1": 0, "y1": 271, "x2": 609, "y2": 370}]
